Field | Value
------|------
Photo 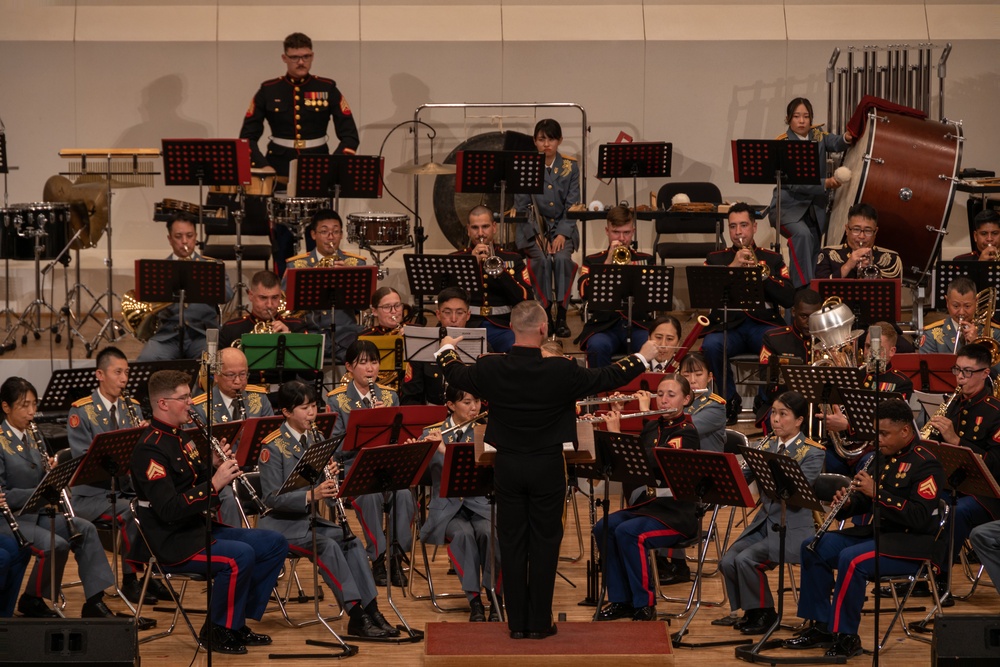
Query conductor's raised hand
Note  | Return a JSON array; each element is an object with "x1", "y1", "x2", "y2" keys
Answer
[
  {"x1": 441, "y1": 334, "x2": 465, "y2": 349},
  {"x1": 638, "y1": 338, "x2": 659, "y2": 362}
]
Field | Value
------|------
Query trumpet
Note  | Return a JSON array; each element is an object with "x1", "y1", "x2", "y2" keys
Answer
[
  {"x1": 120, "y1": 387, "x2": 142, "y2": 428},
  {"x1": 984, "y1": 244, "x2": 998, "y2": 261},
  {"x1": 186, "y1": 409, "x2": 270, "y2": 517},
  {"x1": 738, "y1": 238, "x2": 769, "y2": 279},
  {"x1": 919, "y1": 387, "x2": 962, "y2": 441},
  {"x1": 857, "y1": 241, "x2": 880, "y2": 279},
  {"x1": 610, "y1": 243, "x2": 632, "y2": 265},
  {"x1": 27, "y1": 421, "x2": 83, "y2": 544},
  {"x1": 807, "y1": 456, "x2": 874, "y2": 552},
  {"x1": 0, "y1": 487, "x2": 29, "y2": 548},
  {"x1": 478, "y1": 235, "x2": 505, "y2": 277},
  {"x1": 310, "y1": 421, "x2": 355, "y2": 543}
]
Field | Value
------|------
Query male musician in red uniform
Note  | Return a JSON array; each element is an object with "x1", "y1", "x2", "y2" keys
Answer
[
  {"x1": 953, "y1": 209, "x2": 1000, "y2": 261},
  {"x1": 130, "y1": 370, "x2": 287, "y2": 654},
  {"x1": 220, "y1": 270, "x2": 306, "y2": 348},
  {"x1": 239, "y1": 32, "x2": 360, "y2": 274},
  {"x1": 701, "y1": 202, "x2": 795, "y2": 423},
  {"x1": 452, "y1": 205, "x2": 533, "y2": 353}
]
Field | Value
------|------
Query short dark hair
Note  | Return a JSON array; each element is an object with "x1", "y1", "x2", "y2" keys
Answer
[
  {"x1": 467, "y1": 205, "x2": 494, "y2": 224},
  {"x1": 250, "y1": 270, "x2": 280, "y2": 290},
  {"x1": 958, "y1": 342, "x2": 993, "y2": 369},
  {"x1": 848, "y1": 202, "x2": 878, "y2": 223},
  {"x1": 727, "y1": 201, "x2": 754, "y2": 219},
  {"x1": 0, "y1": 377, "x2": 37, "y2": 412},
  {"x1": 371, "y1": 286, "x2": 401, "y2": 310},
  {"x1": 308, "y1": 209, "x2": 341, "y2": 234},
  {"x1": 973, "y1": 208, "x2": 1000, "y2": 229},
  {"x1": 650, "y1": 315, "x2": 681, "y2": 340},
  {"x1": 283, "y1": 33, "x2": 312, "y2": 51},
  {"x1": 345, "y1": 339, "x2": 379, "y2": 366},
  {"x1": 436, "y1": 287, "x2": 469, "y2": 307},
  {"x1": 445, "y1": 385, "x2": 478, "y2": 405},
  {"x1": 794, "y1": 288, "x2": 823, "y2": 308},
  {"x1": 679, "y1": 351, "x2": 710, "y2": 374},
  {"x1": 96, "y1": 346, "x2": 128, "y2": 371},
  {"x1": 606, "y1": 205, "x2": 634, "y2": 228},
  {"x1": 871, "y1": 320, "x2": 898, "y2": 348},
  {"x1": 148, "y1": 370, "x2": 191, "y2": 402},
  {"x1": 167, "y1": 216, "x2": 196, "y2": 233},
  {"x1": 533, "y1": 119, "x2": 563, "y2": 141},
  {"x1": 785, "y1": 97, "x2": 814, "y2": 124},
  {"x1": 278, "y1": 380, "x2": 317, "y2": 412},
  {"x1": 876, "y1": 398, "x2": 913, "y2": 426},
  {"x1": 947, "y1": 276, "x2": 977, "y2": 297},
  {"x1": 774, "y1": 390, "x2": 808, "y2": 420}
]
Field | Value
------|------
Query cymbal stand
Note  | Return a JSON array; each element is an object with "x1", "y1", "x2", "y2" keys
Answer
[
  {"x1": 64, "y1": 244, "x2": 107, "y2": 351},
  {"x1": 1, "y1": 157, "x2": 18, "y2": 346},
  {"x1": 40, "y1": 225, "x2": 86, "y2": 360},
  {"x1": 8, "y1": 220, "x2": 61, "y2": 346},
  {"x1": 84, "y1": 155, "x2": 126, "y2": 356}
]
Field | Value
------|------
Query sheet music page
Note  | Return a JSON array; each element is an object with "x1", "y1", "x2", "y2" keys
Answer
[{"x1": 403, "y1": 325, "x2": 487, "y2": 363}]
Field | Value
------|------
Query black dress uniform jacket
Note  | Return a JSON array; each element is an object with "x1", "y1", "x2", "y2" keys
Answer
[
  {"x1": 451, "y1": 246, "x2": 532, "y2": 329},
  {"x1": 703, "y1": 244, "x2": 794, "y2": 333},
  {"x1": 945, "y1": 386, "x2": 1000, "y2": 517},
  {"x1": 576, "y1": 248, "x2": 654, "y2": 345}
]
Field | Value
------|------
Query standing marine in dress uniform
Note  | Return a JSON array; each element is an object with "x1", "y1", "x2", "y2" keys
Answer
[
  {"x1": 1, "y1": 377, "x2": 116, "y2": 619},
  {"x1": 136, "y1": 215, "x2": 233, "y2": 362},
  {"x1": 239, "y1": 32, "x2": 360, "y2": 274},
  {"x1": 283, "y1": 209, "x2": 366, "y2": 365},
  {"x1": 130, "y1": 370, "x2": 286, "y2": 655},
  {"x1": 513, "y1": 119, "x2": 582, "y2": 338},
  {"x1": 786, "y1": 399, "x2": 947, "y2": 658},
  {"x1": 715, "y1": 391, "x2": 824, "y2": 634},
  {"x1": 258, "y1": 380, "x2": 396, "y2": 638},
  {"x1": 326, "y1": 340, "x2": 412, "y2": 586},
  {"x1": 815, "y1": 203, "x2": 903, "y2": 280},
  {"x1": 416, "y1": 387, "x2": 500, "y2": 622},
  {"x1": 452, "y1": 205, "x2": 532, "y2": 353},
  {"x1": 577, "y1": 205, "x2": 655, "y2": 368}
]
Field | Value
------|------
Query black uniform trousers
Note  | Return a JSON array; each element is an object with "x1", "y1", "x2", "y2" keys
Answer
[{"x1": 494, "y1": 448, "x2": 566, "y2": 635}]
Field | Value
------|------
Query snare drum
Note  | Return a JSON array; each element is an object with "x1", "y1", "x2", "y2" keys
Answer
[
  {"x1": 268, "y1": 196, "x2": 329, "y2": 236},
  {"x1": 347, "y1": 212, "x2": 410, "y2": 246},
  {"x1": 0, "y1": 203, "x2": 70, "y2": 260}
]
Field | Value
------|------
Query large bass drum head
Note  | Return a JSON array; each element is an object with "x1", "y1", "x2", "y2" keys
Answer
[{"x1": 432, "y1": 130, "x2": 535, "y2": 250}]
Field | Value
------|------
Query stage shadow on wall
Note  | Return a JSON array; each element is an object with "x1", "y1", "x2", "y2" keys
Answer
[{"x1": 115, "y1": 74, "x2": 210, "y2": 149}]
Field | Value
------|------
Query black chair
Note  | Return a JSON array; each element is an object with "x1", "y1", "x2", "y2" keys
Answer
[{"x1": 653, "y1": 182, "x2": 724, "y2": 263}]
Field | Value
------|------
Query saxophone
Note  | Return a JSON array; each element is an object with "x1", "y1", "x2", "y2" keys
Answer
[{"x1": 920, "y1": 386, "x2": 962, "y2": 440}]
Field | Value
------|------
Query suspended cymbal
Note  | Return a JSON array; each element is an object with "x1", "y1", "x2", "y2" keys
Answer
[{"x1": 391, "y1": 161, "x2": 456, "y2": 176}]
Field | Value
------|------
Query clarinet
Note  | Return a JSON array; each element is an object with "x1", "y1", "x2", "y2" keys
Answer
[
  {"x1": 0, "y1": 486, "x2": 29, "y2": 548},
  {"x1": 27, "y1": 422, "x2": 83, "y2": 544},
  {"x1": 310, "y1": 421, "x2": 355, "y2": 542},
  {"x1": 232, "y1": 391, "x2": 246, "y2": 421},
  {"x1": 186, "y1": 409, "x2": 270, "y2": 517},
  {"x1": 806, "y1": 455, "x2": 875, "y2": 553},
  {"x1": 120, "y1": 388, "x2": 142, "y2": 427}
]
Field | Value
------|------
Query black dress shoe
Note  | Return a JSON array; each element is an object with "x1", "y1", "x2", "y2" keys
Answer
[
  {"x1": 632, "y1": 606, "x2": 657, "y2": 621},
  {"x1": 711, "y1": 613, "x2": 742, "y2": 627},
  {"x1": 18, "y1": 595, "x2": 58, "y2": 618},
  {"x1": 740, "y1": 607, "x2": 778, "y2": 635},
  {"x1": 236, "y1": 625, "x2": 272, "y2": 646},
  {"x1": 555, "y1": 320, "x2": 571, "y2": 338},
  {"x1": 659, "y1": 564, "x2": 691, "y2": 586},
  {"x1": 347, "y1": 612, "x2": 389, "y2": 638},
  {"x1": 369, "y1": 609, "x2": 400, "y2": 637},
  {"x1": 371, "y1": 555, "x2": 387, "y2": 587},
  {"x1": 510, "y1": 631, "x2": 527, "y2": 639},
  {"x1": 527, "y1": 624, "x2": 557, "y2": 639},
  {"x1": 726, "y1": 397, "x2": 742, "y2": 425},
  {"x1": 469, "y1": 597, "x2": 486, "y2": 622},
  {"x1": 488, "y1": 605, "x2": 501, "y2": 622},
  {"x1": 121, "y1": 579, "x2": 158, "y2": 606},
  {"x1": 825, "y1": 632, "x2": 863, "y2": 658},
  {"x1": 200, "y1": 624, "x2": 248, "y2": 655},
  {"x1": 149, "y1": 579, "x2": 173, "y2": 601},
  {"x1": 596, "y1": 602, "x2": 634, "y2": 621},
  {"x1": 733, "y1": 609, "x2": 758, "y2": 631},
  {"x1": 783, "y1": 625, "x2": 834, "y2": 650},
  {"x1": 389, "y1": 556, "x2": 408, "y2": 587},
  {"x1": 81, "y1": 599, "x2": 115, "y2": 618}
]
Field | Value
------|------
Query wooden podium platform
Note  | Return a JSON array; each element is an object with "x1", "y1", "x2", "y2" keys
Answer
[{"x1": 424, "y1": 621, "x2": 675, "y2": 666}]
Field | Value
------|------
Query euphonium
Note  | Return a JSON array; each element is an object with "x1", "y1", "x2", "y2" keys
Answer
[
  {"x1": 610, "y1": 244, "x2": 632, "y2": 265},
  {"x1": 920, "y1": 387, "x2": 962, "y2": 440},
  {"x1": 121, "y1": 289, "x2": 172, "y2": 342},
  {"x1": 971, "y1": 287, "x2": 1000, "y2": 375}
]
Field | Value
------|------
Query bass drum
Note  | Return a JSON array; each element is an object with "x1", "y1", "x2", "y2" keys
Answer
[
  {"x1": 432, "y1": 130, "x2": 535, "y2": 250},
  {"x1": 827, "y1": 109, "x2": 962, "y2": 285}
]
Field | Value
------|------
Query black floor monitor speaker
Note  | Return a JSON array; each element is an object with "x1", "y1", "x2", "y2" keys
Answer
[
  {"x1": 933, "y1": 614, "x2": 1000, "y2": 666},
  {"x1": 0, "y1": 617, "x2": 138, "y2": 666}
]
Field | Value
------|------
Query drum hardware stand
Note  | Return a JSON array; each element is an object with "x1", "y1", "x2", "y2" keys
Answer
[
  {"x1": 1, "y1": 125, "x2": 20, "y2": 344},
  {"x1": 4, "y1": 218, "x2": 63, "y2": 347},
  {"x1": 357, "y1": 237, "x2": 412, "y2": 281},
  {"x1": 38, "y1": 226, "x2": 87, "y2": 357}
]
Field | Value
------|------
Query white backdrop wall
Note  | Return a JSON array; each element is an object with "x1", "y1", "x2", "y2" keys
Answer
[{"x1": 1, "y1": 1, "x2": 999, "y2": 309}]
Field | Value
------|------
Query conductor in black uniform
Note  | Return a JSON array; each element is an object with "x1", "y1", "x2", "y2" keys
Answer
[
  {"x1": 239, "y1": 32, "x2": 361, "y2": 274},
  {"x1": 436, "y1": 301, "x2": 657, "y2": 638}
]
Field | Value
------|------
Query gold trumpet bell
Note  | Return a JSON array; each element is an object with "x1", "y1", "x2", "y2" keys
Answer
[{"x1": 611, "y1": 245, "x2": 632, "y2": 265}]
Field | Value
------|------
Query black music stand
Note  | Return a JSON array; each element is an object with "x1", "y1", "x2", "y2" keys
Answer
[
  {"x1": 687, "y1": 265, "x2": 765, "y2": 404},
  {"x1": 268, "y1": 434, "x2": 358, "y2": 659},
  {"x1": 233, "y1": 416, "x2": 285, "y2": 469},
  {"x1": 339, "y1": 441, "x2": 436, "y2": 642},
  {"x1": 135, "y1": 259, "x2": 227, "y2": 360},
  {"x1": 732, "y1": 139, "x2": 821, "y2": 252},
  {"x1": 596, "y1": 142, "x2": 672, "y2": 210},
  {"x1": 587, "y1": 264, "x2": 674, "y2": 356},
  {"x1": 162, "y1": 138, "x2": 252, "y2": 231},
  {"x1": 313, "y1": 412, "x2": 338, "y2": 440},
  {"x1": 735, "y1": 446, "x2": 824, "y2": 664},
  {"x1": 403, "y1": 254, "x2": 484, "y2": 303},
  {"x1": 933, "y1": 261, "x2": 1000, "y2": 311},
  {"x1": 455, "y1": 150, "x2": 544, "y2": 248},
  {"x1": 891, "y1": 353, "x2": 957, "y2": 393},
  {"x1": 0, "y1": 130, "x2": 8, "y2": 175},
  {"x1": 183, "y1": 420, "x2": 243, "y2": 461},
  {"x1": 809, "y1": 278, "x2": 902, "y2": 329},
  {"x1": 68, "y1": 426, "x2": 155, "y2": 626},
  {"x1": 359, "y1": 333, "x2": 404, "y2": 392},
  {"x1": 284, "y1": 265, "x2": 377, "y2": 372},
  {"x1": 440, "y1": 442, "x2": 502, "y2": 619},
  {"x1": 296, "y1": 154, "x2": 383, "y2": 213},
  {"x1": 918, "y1": 441, "x2": 1000, "y2": 621},
  {"x1": 653, "y1": 448, "x2": 756, "y2": 648},
  {"x1": 18, "y1": 455, "x2": 83, "y2": 618}
]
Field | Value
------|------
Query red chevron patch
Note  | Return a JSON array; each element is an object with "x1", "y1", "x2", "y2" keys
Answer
[
  {"x1": 918, "y1": 476, "x2": 937, "y2": 500},
  {"x1": 145, "y1": 460, "x2": 166, "y2": 481}
]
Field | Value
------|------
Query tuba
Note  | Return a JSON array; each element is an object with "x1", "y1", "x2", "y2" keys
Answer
[{"x1": 971, "y1": 287, "x2": 1000, "y2": 383}]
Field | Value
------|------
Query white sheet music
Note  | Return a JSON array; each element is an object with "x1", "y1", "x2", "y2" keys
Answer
[{"x1": 403, "y1": 325, "x2": 488, "y2": 363}]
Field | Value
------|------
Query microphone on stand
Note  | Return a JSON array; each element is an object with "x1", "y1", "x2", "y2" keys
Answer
[{"x1": 205, "y1": 328, "x2": 220, "y2": 374}]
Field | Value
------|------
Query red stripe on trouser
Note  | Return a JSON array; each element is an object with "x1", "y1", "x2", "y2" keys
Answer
[
  {"x1": 558, "y1": 263, "x2": 579, "y2": 306},
  {"x1": 350, "y1": 498, "x2": 378, "y2": 553},
  {"x1": 782, "y1": 228, "x2": 805, "y2": 284},
  {"x1": 30, "y1": 545, "x2": 46, "y2": 597},
  {"x1": 833, "y1": 550, "x2": 875, "y2": 632},
  {"x1": 188, "y1": 553, "x2": 239, "y2": 628},
  {"x1": 446, "y1": 544, "x2": 465, "y2": 578},
  {"x1": 637, "y1": 529, "x2": 680, "y2": 607},
  {"x1": 755, "y1": 560, "x2": 773, "y2": 607},
  {"x1": 288, "y1": 544, "x2": 344, "y2": 593},
  {"x1": 100, "y1": 513, "x2": 134, "y2": 572},
  {"x1": 525, "y1": 261, "x2": 550, "y2": 308}
]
